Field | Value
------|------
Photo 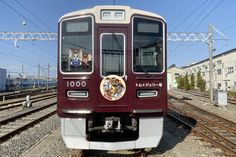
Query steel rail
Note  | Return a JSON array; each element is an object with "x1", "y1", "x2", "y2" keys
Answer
[
  {"x1": 168, "y1": 104, "x2": 236, "y2": 134},
  {"x1": 0, "y1": 108, "x2": 56, "y2": 142},
  {"x1": 0, "y1": 87, "x2": 56, "y2": 100},
  {"x1": 0, "y1": 98, "x2": 56, "y2": 125},
  {"x1": 173, "y1": 89, "x2": 236, "y2": 105},
  {"x1": 169, "y1": 94, "x2": 236, "y2": 128},
  {"x1": 0, "y1": 92, "x2": 56, "y2": 107},
  {"x1": 167, "y1": 111, "x2": 236, "y2": 156},
  {"x1": 0, "y1": 94, "x2": 56, "y2": 111}
]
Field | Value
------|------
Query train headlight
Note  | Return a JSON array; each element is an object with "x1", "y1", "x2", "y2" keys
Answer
[
  {"x1": 137, "y1": 90, "x2": 158, "y2": 98},
  {"x1": 67, "y1": 90, "x2": 88, "y2": 98}
]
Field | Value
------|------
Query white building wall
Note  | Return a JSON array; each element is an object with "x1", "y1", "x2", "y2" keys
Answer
[
  {"x1": 182, "y1": 49, "x2": 236, "y2": 91},
  {"x1": 168, "y1": 67, "x2": 183, "y2": 90}
]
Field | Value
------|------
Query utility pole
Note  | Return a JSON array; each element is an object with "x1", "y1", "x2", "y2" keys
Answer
[
  {"x1": 208, "y1": 23, "x2": 214, "y2": 102},
  {"x1": 168, "y1": 24, "x2": 229, "y2": 102},
  {"x1": 38, "y1": 64, "x2": 40, "y2": 88},
  {"x1": 21, "y1": 64, "x2": 24, "y2": 75},
  {"x1": 47, "y1": 63, "x2": 50, "y2": 91}
]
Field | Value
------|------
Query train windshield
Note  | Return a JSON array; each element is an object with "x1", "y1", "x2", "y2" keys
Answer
[
  {"x1": 60, "y1": 17, "x2": 93, "y2": 73},
  {"x1": 133, "y1": 17, "x2": 164, "y2": 73},
  {"x1": 101, "y1": 33, "x2": 125, "y2": 77}
]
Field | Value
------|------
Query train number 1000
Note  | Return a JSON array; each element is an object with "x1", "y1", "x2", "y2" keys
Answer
[{"x1": 66, "y1": 81, "x2": 87, "y2": 88}]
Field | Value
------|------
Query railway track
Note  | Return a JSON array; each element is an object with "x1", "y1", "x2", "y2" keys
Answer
[
  {"x1": 0, "y1": 91, "x2": 56, "y2": 106},
  {"x1": 0, "y1": 87, "x2": 56, "y2": 102},
  {"x1": 0, "y1": 92, "x2": 56, "y2": 112},
  {"x1": 168, "y1": 95, "x2": 236, "y2": 156},
  {"x1": 175, "y1": 89, "x2": 236, "y2": 105},
  {"x1": 0, "y1": 98, "x2": 56, "y2": 143}
]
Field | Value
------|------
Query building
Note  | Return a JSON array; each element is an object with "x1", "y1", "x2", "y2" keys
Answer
[
  {"x1": 182, "y1": 48, "x2": 236, "y2": 91},
  {"x1": 167, "y1": 64, "x2": 183, "y2": 90},
  {"x1": 0, "y1": 68, "x2": 7, "y2": 91}
]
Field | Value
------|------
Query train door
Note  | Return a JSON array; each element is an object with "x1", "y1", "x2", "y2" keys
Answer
[{"x1": 97, "y1": 27, "x2": 128, "y2": 108}]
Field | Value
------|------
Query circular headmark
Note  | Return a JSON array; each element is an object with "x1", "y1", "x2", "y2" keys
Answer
[{"x1": 100, "y1": 75, "x2": 126, "y2": 101}]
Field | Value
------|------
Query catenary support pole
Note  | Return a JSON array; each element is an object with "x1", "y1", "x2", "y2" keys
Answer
[{"x1": 208, "y1": 23, "x2": 214, "y2": 102}]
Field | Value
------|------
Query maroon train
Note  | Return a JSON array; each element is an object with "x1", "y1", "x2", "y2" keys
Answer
[{"x1": 57, "y1": 5, "x2": 167, "y2": 150}]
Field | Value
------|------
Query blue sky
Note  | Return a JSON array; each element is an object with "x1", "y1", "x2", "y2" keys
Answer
[{"x1": 0, "y1": 0, "x2": 235, "y2": 78}]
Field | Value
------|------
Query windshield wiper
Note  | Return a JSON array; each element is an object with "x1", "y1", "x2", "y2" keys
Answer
[
  {"x1": 112, "y1": 33, "x2": 122, "y2": 50},
  {"x1": 140, "y1": 66, "x2": 149, "y2": 76}
]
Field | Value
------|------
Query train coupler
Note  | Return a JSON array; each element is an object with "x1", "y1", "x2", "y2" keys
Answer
[{"x1": 104, "y1": 116, "x2": 121, "y2": 131}]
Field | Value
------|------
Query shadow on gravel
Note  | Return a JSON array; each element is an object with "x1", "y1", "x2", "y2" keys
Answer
[
  {"x1": 148, "y1": 115, "x2": 197, "y2": 156},
  {"x1": 181, "y1": 96, "x2": 192, "y2": 100},
  {"x1": 86, "y1": 149, "x2": 148, "y2": 157}
]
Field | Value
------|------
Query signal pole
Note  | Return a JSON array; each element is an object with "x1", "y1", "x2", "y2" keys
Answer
[
  {"x1": 21, "y1": 64, "x2": 24, "y2": 75},
  {"x1": 208, "y1": 23, "x2": 214, "y2": 102},
  {"x1": 47, "y1": 63, "x2": 50, "y2": 91},
  {"x1": 38, "y1": 64, "x2": 40, "y2": 88}
]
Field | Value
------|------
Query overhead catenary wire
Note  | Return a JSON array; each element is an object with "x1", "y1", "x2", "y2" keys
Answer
[
  {"x1": 170, "y1": 0, "x2": 209, "y2": 32},
  {"x1": 1, "y1": 41, "x2": 56, "y2": 74},
  {"x1": 168, "y1": 0, "x2": 225, "y2": 58},
  {"x1": 168, "y1": 0, "x2": 197, "y2": 28},
  {"x1": 2, "y1": 41, "x2": 45, "y2": 62},
  {"x1": 190, "y1": 0, "x2": 224, "y2": 32},
  {"x1": 0, "y1": 45, "x2": 28, "y2": 62},
  {"x1": 168, "y1": 0, "x2": 210, "y2": 57},
  {"x1": 13, "y1": 0, "x2": 55, "y2": 32},
  {"x1": 0, "y1": 49, "x2": 25, "y2": 65},
  {"x1": 222, "y1": 21, "x2": 236, "y2": 31},
  {"x1": 186, "y1": 0, "x2": 213, "y2": 31},
  {"x1": 23, "y1": 42, "x2": 56, "y2": 60},
  {"x1": 0, "y1": 0, "x2": 47, "y2": 32},
  {"x1": 219, "y1": 15, "x2": 236, "y2": 31}
]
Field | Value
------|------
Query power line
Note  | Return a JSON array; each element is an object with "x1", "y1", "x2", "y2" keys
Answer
[
  {"x1": 222, "y1": 21, "x2": 236, "y2": 31},
  {"x1": 220, "y1": 15, "x2": 236, "y2": 31},
  {"x1": 0, "y1": 49, "x2": 25, "y2": 64},
  {"x1": 13, "y1": 0, "x2": 54, "y2": 32},
  {"x1": 0, "y1": 0, "x2": 46, "y2": 32},
  {"x1": 168, "y1": 0, "x2": 196, "y2": 28},
  {"x1": 2, "y1": 41, "x2": 43, "y2": 61},
  {"x1": 171, "y1": 0, "x2": 209, "y2": 32},
  {"x1": 190, "y1": 0, "x2": 224, "y2": 32},
  {"x1": 28, "y1": 42, "x2": 57, "y2": 59},
  {"x1": 186, "y1": 0, "x2": 213, "y2": 31},
  {"x1": 1, "y1": 40, "x2": 55, "y2": 67},
  {"x1": 0, "y1": 44, "x2": 27, "y2": 62}
]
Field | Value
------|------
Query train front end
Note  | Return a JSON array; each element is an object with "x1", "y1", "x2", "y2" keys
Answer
[{"x1": 57, "y1": 5, "x2": 167, "y2": 150}]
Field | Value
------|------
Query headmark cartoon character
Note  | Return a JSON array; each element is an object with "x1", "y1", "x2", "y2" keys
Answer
[{"x1": 100, "y1": 75, "x2": 126, "y2": 101}]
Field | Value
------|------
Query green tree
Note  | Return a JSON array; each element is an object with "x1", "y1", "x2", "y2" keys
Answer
[
  {"x1": 184, "y1": 73, "x2": 190, "y2": 90},
  {"x1": 196, "y1": 70, "x2": 206, "y2": 92},
  {"x1": 196, "y1": 70, "x2": 201, "y2": 88},
  {"x1": 199, "y1": 79, "x2": 206, "y2": 92},
  {"x1": 177, "y1": 76, "x2": 184, "y2": 89},
  {"x1": 190, "y1": 73, "x2": 195, "y2": 90}
]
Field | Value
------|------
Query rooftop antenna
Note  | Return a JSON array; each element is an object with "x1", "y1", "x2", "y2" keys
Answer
[{"x1": 113, "y1": 0, "x2": 116, "y2": 5}]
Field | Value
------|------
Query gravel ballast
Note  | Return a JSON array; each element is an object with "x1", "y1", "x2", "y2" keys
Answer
[
  {"x1": 0, "y1": 114, "x2": 60, "y2": 157},
  {"x1": 22, "y1": 117, "x2": 225, "y2": 157}
]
